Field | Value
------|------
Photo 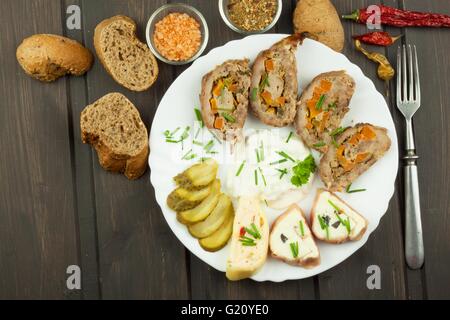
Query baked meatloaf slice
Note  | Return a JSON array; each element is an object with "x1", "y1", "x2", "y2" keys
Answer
[
  {"x1": 249, "y1": 33, "x2": 307, "y2": 127},
  {"x1": 295, "y1": 70, "x2": 355, "y2": 153},
  {"x1": 200, "y1": 59, "x2": 251, "y2": 142},
  {"x1": 319, "y1": 123, "x2": 391, "y2": 192}
]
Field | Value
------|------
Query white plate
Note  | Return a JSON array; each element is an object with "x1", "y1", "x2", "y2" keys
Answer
[{"x1": 149, "y1": 34, "x2": 398, "y2": 282}]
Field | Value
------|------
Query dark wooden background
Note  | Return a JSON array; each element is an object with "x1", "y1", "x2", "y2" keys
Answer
[{"x1": 0, "y1": 0, "x2": 449, "y2": 300}]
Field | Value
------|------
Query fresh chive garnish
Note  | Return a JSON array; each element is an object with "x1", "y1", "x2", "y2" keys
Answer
[
  {"x1": 206, "y1": 151, "x2": 218, "y2": 155},
  {"x1": 241, "y1": 242, "x2": 257, "y2": 247},
  {"x1": 328, "y1": 200, "x2": 341, "y2": 213},
  {"x1": 182, "y1": 149, "x2": 196, "y2": 160},
  {"x1": 251, "y1": 87, "x2": 258, "y2": 101},
  {"x1": 277, "y1": 168, "x2": 288, "y2": 179},
  {"x1": 194, "y1": 108, "x2": 204, "y2": 127},
  {"x1": 328, "y1": 102, "x2": 337, "y2": 110},
  {"x1": 290, "y1": 241, "x2": 299, "y2": 258},
  {"x1": 222, "y1": 112, "x2": 236, "y2": 123},
  {"x1": 299, "y1": 220, "x2": 305, "y2": 237},
  {"x1": 260, "y1": 73, "x2": 270, "y2": 91},
  {"x1": 286, "y1": 132, "x2": 294, "y2": 143},
  {"x1": 330, "y1": 126, "x2": 347, "y2": 137},
  {"x1": 334, "y1": 212, "x2": 351, "y2": 235},
  {"x1": 258, "y1": 168, "x2": 267, "y2": 186},
  {"x1": 245, "y1": 223, "x2": 261, "y2": 239},
  {"x1": 318, "y1": 215, "x2": 330, "y2": 239},
  {"x1": 270, "y1": 159, "x2": 288, "y2": 166},
  {"x1": 332, "y1": 137, "x2": 339, "y2": 148},
  {"x1": 313, "y1": 141, "x2": 326, "y2": 148},
  {"x1": 259, "y1": 141, "x2": 265, "y2": 161},
  {"x1": 204, "y1": 140, "x2": 214, "y2": 153},
  {"x1": 193, "y1": 140, "x2": 203, "y2": 146},
  {"x1": 165, "y1": 139, "x2": 179, "y2": 143},
  {"x1": 210, "y1": 131, "x2": 223, "y2": 144},
  {"x1": 346, "y1": 183, "x2": 367, "y2": 193},
  {"x1": 180, "y1": 126, "x2": 190, "y2": 140},
  {"x1": 316, "y1": 94, "x2": 326, "y2": 110},
  {"x1": 254, "y1": 169, "x2": 258, "y2": 185},
  {"x1": 195, "y1": 128, "x2": 201, "y2": 139},
  {"x1": 255, "y1": 148, "x2": 261, "y2": 163},
  {"x1": 235, "y1": 161, "x2": 246, "y2": 177},
  {"x1": 264, "y1": 199, "x2": 269, "y2": 206},
  {"x1": 276, "y1": 151, "x2": 296, "y2": 162}
]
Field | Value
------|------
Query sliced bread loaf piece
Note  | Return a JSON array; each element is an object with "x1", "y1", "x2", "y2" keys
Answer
[
  {"x1": 270, "y1": 204, "x2": 320, "y2": 268},
  {"x1": 94, "y1": 15, "x2": 158, "y2": 91},
  {"x1": 81, "y1": 92, "x2": 149, "y2": 180},
  {"x1": 310, "y1": 189, "x2": 368, "y2": 243}
]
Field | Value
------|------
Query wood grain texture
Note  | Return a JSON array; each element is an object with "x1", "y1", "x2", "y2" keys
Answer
[
  {"x1": 80, "y1": 0, "x2": 189, "y2": 299},
  {"x1": 0, "y1": 0, "x2": 80, "y2": 299}
]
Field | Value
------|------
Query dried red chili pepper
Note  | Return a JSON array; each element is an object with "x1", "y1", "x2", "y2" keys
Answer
[
  {"x1": 353, "y1": 32, "x2": 402, "y2": 46},
  {"x1": 342, "y1": 5, "x2": 450, "y2": 27}
]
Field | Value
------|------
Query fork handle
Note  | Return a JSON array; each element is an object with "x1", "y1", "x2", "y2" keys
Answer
[{"x1": 404, "y1": 155, "x2": 424, "y2": 269}]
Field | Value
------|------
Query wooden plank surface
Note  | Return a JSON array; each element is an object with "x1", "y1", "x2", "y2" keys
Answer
[
  {"x1": 0, "y1": 0, "x2": 80, "y2": 299},
  {"x1": 0, "y1": 0, "x2": 449, "y2": 299}
]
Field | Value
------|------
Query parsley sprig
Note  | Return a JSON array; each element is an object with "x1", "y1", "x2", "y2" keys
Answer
[{"x1": 291, "y1": 154, "x2": 316, "y2": 187}]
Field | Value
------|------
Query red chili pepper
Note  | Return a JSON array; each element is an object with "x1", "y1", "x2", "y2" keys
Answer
[
  {"x1": 353, "y1": 32, "x2": 402, "y2": 46},
  {"x1": 239, "y1": 227, "x2": 246, "y2": 237},
  {"x1": 342, "y1": 5, "x2": 450, "y2": 27}
]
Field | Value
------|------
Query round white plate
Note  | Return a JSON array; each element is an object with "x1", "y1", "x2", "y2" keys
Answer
[{"x1": 149, "y1": 34, "x2": 398, "y2": 282}]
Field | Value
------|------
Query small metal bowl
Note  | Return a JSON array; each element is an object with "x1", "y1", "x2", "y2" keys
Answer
[
  {"x1": 219, "y1": 0, "x2": 282, "y2": 35},
  {"x1": 146, "y1": 3, "x2": 209, "y2": 65}
]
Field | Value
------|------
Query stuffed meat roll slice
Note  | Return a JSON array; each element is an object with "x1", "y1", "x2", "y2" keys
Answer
[
  {"x1": 295, "y1": 70, "x2": 355, "y2": 153},
  {"x1": 319, "y1": 123, "x2": 391, "y2": 192},
  {"x1": 250, "y1": 33, "x2": 307, "y2": 127},
  {"x1": 200, "y1": 59, "x2": 251, "y2": 141}
]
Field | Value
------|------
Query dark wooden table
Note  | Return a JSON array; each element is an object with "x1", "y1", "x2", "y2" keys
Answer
[{"x1": 1, "y1": 0, "x2": 449, "y2": 300}]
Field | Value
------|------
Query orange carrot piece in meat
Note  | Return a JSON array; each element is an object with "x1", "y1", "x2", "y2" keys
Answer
[
  {"x1": 261, "y1": 91, "x2": 273, "y2": 105},
  {"x1": 212, "y1": 80, "x2": 224, "y2": 97},
  {"x1": 360, "y1": 126, "x2": 376, "y2": 140},
  {"x1": 214, "y1": 117, "x2": 225, "y2": 129},
  {"x1": 265, "y1": 59, "x2": 274, "y2": 71}
]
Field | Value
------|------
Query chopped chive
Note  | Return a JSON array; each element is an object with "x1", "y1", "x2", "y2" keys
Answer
[
  {"x1": 270, "y1": 159, "x2": 288, "y2": 166},
  {"x1": 277, "y1": 168, "x2": 288, "y2": 179},
  {"x1": 235, "y1": 161, "x2": 246, "y2": 177},
  {"x1": 251, "y1": 87, "x2": 258, "y2": 101},
  {"x1": 254, "y1": 169, "x2": 258, "y2": 185},
  {"x1": 334, "y1": 212, "x2": 351, "y2": 235},
  {"x1": 206, "y1": 151, "x2": 218, "y2": 155},
  {"x1": 195, "y1": 128, "x2": 201, "y2": 139},
  {"x1": 299, "y1": 220, "x2": 305, "y2": 237},
  {"x1": 204, "y1": 140, "x2": 214, "y2": 153},
  {"x1": 276, "y1": 151, "x2": 296, "y2": 162},
  {"x1": 290, "y1": 241, "x2": 299, "y2": 258},
  {"x1": 316, "y1": 94, "x2": 326, "y2": 110},
  {"x1": 313, "y1": 141, "x2": 326, "y2": 148},
  {"x1": 165, "y1": 139, "x2": 179, "y2": 143},
  {"x1": 258, "y1": 168, "x2": 267, "y2": 186},
  {"x1": 241, "y1": 242, "x2": 257, "y2": 247},
  {"x1": 193, "y1": 140, "x2": 203, "y2": 146},
  {"x1": 255, "y1": 148, "x2": 261, "y2": 163},
  {"x1": 240, "y1": 236, "x2": 254, "y2": 242},
  {"x1": 330, "y1": 126, "x2": 347, "y2": 137},
  {"x1": 210, "y1": 131, "x2": 223, "y2": 144},
  {"x1": 182, "y1": 149, "x2": 196, "y2": 160},
  {"x1": 222, "y1": 112, "x2": 236, "y2": 123},
  {"x1": 318, "y1": 215, "x2": 330, "y2": 240},
  {"x1": 245, "y1": 223, "x2": 261, "y2": 239},
  {"x1": 332, "y1": 137, "x2": 339, "y2": 148},
  {"x1": 260, "y1": 73, "x2": 270, "y2": 91},
  {"x1": 286, "y1": 132, "x2": 294, "y2": 143},
  {"x1": 194, "y1": 108, "x2": 204, "y2": 127},
  {"x1": 259, "y1": 141, "x2": 265, "y2": 161},
  {"x1": 264, "y1": 199, "x2": 269, "y2": 206},
  {"x1": 346, "y1": 183, "x2": 366, "y2": 193},
  {"x1": 180, "y1": 126, "x2": 190, "y2": 140},
  {"x1": 328, "y1": 200, "x2": 341, "y2": 213}
]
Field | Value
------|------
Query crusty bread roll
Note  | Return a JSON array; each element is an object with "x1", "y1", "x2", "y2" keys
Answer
[
  {"x1": 81, "y1": 92, "x2": 149, "y2": 180},
  {"x1": 16, "y1": 34, "x2": 93, "y2": 82},
  {"x1": 94, "y1": 15, "x2": 158, "y2": 92}
]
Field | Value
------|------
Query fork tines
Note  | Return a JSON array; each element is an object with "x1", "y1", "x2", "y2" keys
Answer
[{"x1": 397, "y1": 45, "x2": 421, "y2": 105}]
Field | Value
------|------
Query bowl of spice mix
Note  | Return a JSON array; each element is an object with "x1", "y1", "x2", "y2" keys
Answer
[
  {"x1": 219, "y1": 0, "x2": 282, "y2": 34},
  {"x1": 146, "y1": 3, "x2": 209, "y2": 65}
]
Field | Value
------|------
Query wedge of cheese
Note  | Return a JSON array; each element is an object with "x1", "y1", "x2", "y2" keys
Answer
[
  {"x1": 311, "y1": 189, "x2": 368, "y2": 243},
  {"x1": 226, "y1": 195, "x2": 269, "y2": 281},
  {"x1": 269, "y1": 204, "x2": 320, "y2": 268}
]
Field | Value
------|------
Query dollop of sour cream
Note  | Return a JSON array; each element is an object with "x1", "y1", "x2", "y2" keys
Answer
[{"x1": 224, "y1": 129, "x2": 315, "y2": 209}]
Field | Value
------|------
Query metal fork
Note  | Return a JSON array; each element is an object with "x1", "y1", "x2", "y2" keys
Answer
[{"x1": 396, "y1": 45, "x2": 424, "y2": 269}]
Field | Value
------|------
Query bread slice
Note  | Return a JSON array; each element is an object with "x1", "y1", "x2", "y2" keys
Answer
[
  {"x1": 226, "y1": 195, "x2": 269, "y2": 281},
  {"x1": 319, "y1": 123, "x2": 391, "y2": 192},
  {"x1": 94, "y1": 15, "x2": 158, "y2": 91},
  {"x1": 310, "y1": 189, "x2": 368, "y2": 243},
  {"x1": 81, "y1": 92, "x2": 149, "y2": 180},
  {"x1": 16, "y1": 34, "x2": 93, "y2": 82},
  {"x1": 269, "y1": 204, "x2": 320, "y2": 268}
]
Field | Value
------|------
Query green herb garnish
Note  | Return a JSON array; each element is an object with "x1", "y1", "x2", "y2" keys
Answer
[
  {"x1": 327, "y1": 102, "x2": 337, "y2": 110},
  {"x1": 204, "y1": 140, "x2": 215, "y2": 153},
  {"x1": 270, "y1": 159, "x2": 288, "y2": 166},
  {"x1": 258, "y1": 168, "x2": 267, "y2": 186},
  {"x1": 193, "y1": 140, "x2": 203, "y2": 146},
  {"x1": 260, "y1": 73, "x2": 270, "y2": 91},
  {"x1": 330, "y1": 126, "x2": 347, "y2": 137},
  {"x1": 182, "y1": 149, "x2": 196, "y2": 160},
  {"x1": 328, "y1": 199, "x2": 341, "y2": 212},
  {"x1": 277, "y1": 168, "x2": 288, "y2": 179},
  {"x1": 251, "y1": 87, "x2": 258, "y2": 101},
  {"x1": 255, "y1": 149, "x2": 261, "y2": 163},
  {"x1": 254, "y1": 169, "x2": 258, "y2": 185},
  {"x1": 286, "y1": 132, "x2": 294, "y2": 143},
  {"x1": 276, "y1": 151, "x2": 296, "y2": 163},
  {"x1": 291, "y1": 154, "x2": 316, "y2": 187},
  {"x1": 299, "y1": 221, "x2": 305, "y2": 237},
  {"x1": 236, "y1": 161, "x2": 246, "y2": 177},
  {"x1": 245, "y1": 223, "x2": 261, "y2": 239},
  {"x1": 290, "y1": 241, "x2": 299, "y2": 258},
  {"x1": 259, "y1": 141, "x2": 265, "y2": 161},
  {"x1": 318, "y1": 215, "x2": 330, "y2": 239},
  {"x1": 195, "y1": 128, "x2": 201, "y2": 139},
  {"x1": 222, "y1": 112, "x2": 236, "y2": 123},
  {"x1": 239, "y1": 236, "x2": 256, "y2": 246},
  {"x1": 313, "y1": 141, "x2": 326, "y2": 148},
  {"x1": 165, "y1": 139, "x2": 179, "y2": 143},
  {"x1": 346, "y1": 184, "x2": 367, "y2": 193},
  {"x1": 194, "y1": 108, "x2": 204, "y2": 127},
  {"x1": 180, "y1": 126, "x2": 190, "y2": 141},
  {"x1": 334, "y1": 212, "x2": 351, "y2": 235},
  {"x1": 316, "y1": 94, "x2": 326, "y2": 110}
]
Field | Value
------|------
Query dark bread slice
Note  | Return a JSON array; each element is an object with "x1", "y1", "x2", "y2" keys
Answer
[
  {"x1": 81, "y1": 92, "x2": 149, "y2": 180},
  {"x1": 319, "y1": 123, "x2": 391, "y2": 191},
  {"x1": 16, "y1": 34, "x2": 93, "y2": 82},
  {"x1": 94, "y1": 15, "x2": 158, "y2": 92}
]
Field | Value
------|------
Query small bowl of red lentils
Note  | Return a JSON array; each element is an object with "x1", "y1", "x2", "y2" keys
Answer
[
  {"x1": 219, "y1": 0, "x2": 282, "y2": 35},
  {"x1": 146, "y1": 3, "x2": 209, "y2": 65}
]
